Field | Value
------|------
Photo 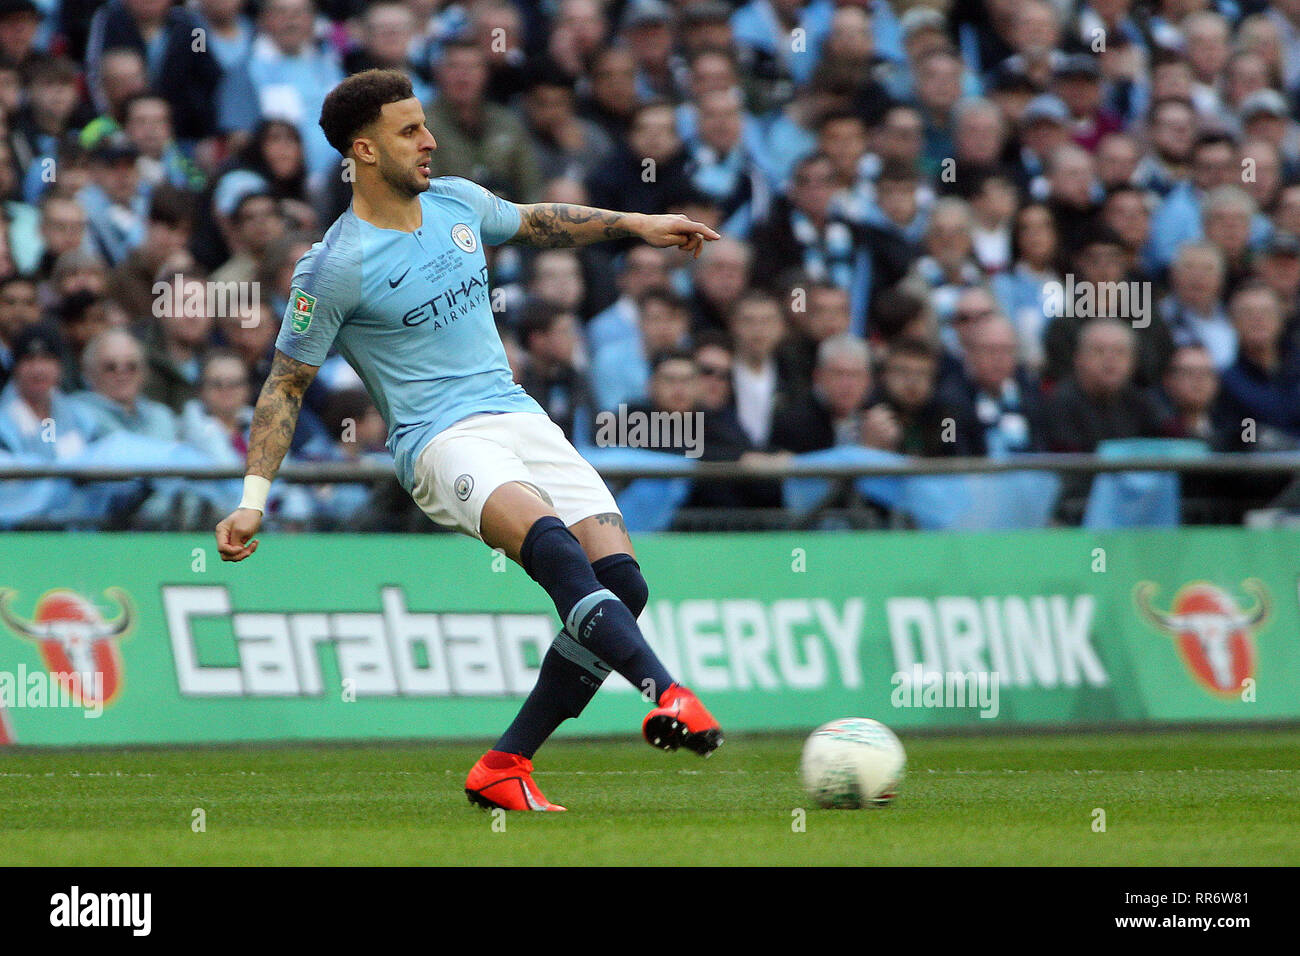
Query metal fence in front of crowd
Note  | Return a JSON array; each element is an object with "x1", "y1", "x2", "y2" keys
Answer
[{"x1": 2, "y1": 446, "x2": 1298, "y2": 533}]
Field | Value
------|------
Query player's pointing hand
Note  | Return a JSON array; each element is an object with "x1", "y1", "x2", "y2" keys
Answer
[{"x1": 637, "y1": 214, "x2": 721, "y2": 258}]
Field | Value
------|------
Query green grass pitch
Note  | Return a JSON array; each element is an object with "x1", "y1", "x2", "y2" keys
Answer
[{"x1": 1, "y1": 729, "x2": 1297, "y2": 866}]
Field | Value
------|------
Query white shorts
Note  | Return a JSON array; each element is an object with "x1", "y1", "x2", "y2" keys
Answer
[{"x1": 409, "y1": 411, "x2": 620, "y2": 539}]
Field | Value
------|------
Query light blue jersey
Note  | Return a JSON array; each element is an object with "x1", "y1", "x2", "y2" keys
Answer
[{"x1": 275, "y1": 177, "x2": 544, "y2": 491}]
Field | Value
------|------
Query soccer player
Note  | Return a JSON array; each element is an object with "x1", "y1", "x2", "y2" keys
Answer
[{"x1": 213, "y1": 70, "x2": 724, "y2": 812}]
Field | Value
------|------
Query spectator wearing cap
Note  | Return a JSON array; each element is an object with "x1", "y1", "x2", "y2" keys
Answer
[
  {"x1": 84, "y1": 0, "x2": 223, "y2": 144},
  {"x1": 1238, "y1": 90, "x2": 1300, "y2": 182},
  {"x1": 77, "y1": 131, "x2": 148, "y2": 267},
  {"x1": 424, "y1": 38, "x2": 541, "y2": 203},
  {"x1": 619, "y1": 0, "x2": 681, "y2": 101},
  {"x1": 0, "y1": 324, "x2": 101, "y2": 460},
  {"x1": 210, "y1": 191, "x2": 286, "y2": 287},
  {"x1": 106, "y1": 184, "x2": 194, "y2": 323},
  {"x1": 75, "y1": 326, "x2": 176, "y2": 441},
  {"x1": 0, "y1": 272, "x2": 39, "y2": 388},
  {"x1": 1157, "y1": 241, "x2": 1236, "y2": 370},
  {"x1": 1219, "y1": 281, "x2": 1300, "y2": 449},
  {"x1": 1052, "y1": 53, "x2": 1124, "y2": 153},
  {"x1": 1011, "y1": 94, "x2": 1073, "y2": 197},
  {"x1": 883, "y1": 6, "x2": 974, "y2": 104},
  {"x1": 240, "y1": 0, "x2": 345, "y2": 184},
  {"x1": 1253, "y1": 233, "x2": 1300, "y2": 350},
  {"x1": 520, "y1": 59, "x2": 614, "y2": 184}
]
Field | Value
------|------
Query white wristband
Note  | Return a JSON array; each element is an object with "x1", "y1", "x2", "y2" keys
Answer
[{"x1": 238, "y1": 475, "x2": 271, "y2": 513}]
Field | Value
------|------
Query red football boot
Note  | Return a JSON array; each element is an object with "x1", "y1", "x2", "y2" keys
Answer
[
  {"x1": 465, "y1": 751, "x2": 566, "y2": 811},
  {"x1": 642, "y1": 683, "x2": 724, "y2": 756}
]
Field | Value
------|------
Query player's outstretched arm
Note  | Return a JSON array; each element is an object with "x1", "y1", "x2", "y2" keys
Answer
[
  {"x1": 214, "y1": 349, "x2": 320, "y2": 563},
  {"x1": 509, "y1": 203, "x2": 721, "y2": 256}
]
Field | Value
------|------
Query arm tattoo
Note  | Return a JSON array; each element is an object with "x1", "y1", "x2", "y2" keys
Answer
[
  {"x1": 246, "y1": 350, "x2": 318, "y2": 480},
  {"x1": 593, "y1": 512, "x2": 628, "y2": 534},
  {"x1": 510, "y1": 203, "x2": 637, "y2": 248}
]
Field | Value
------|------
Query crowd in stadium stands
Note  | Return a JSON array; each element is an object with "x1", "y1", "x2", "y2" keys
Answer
[{"x1": 0, "y1": 0, "x2": 1298, "y2": 529}]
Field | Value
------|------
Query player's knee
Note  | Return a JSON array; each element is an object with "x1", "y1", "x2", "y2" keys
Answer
[{"x1": 592, "y1": 552, "x2": 648, "y2": 618}]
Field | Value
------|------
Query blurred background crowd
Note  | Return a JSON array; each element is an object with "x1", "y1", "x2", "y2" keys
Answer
[{"x1": 0, "y1": 0, "x2": 1298, "y2": 530}]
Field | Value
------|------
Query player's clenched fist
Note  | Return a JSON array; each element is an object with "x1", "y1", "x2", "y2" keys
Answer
[{"x1": 215, "y1": 508, "x2": 263, "y2": 562}]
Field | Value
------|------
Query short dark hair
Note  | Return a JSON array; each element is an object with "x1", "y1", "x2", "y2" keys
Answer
[
  {"x1": 147, "y1": 185, "x2": 194, "y2": 229},
  {"x1": 518, "y1": 300, "x2": 573, "y2": 348},
  {"x1": 884, "y1": 337, "x2": 938, "y2": 365},
  {"x1": 877, "y1": 159, "x2": 920, "y2": 185},
  {"x1": 319, "y1": 69, "x2": 415, "y2": 155},
  {"x1": 637, "y1": 287, "x2": 688, "y2": 314},
  {"x1": 870, "y1": 287, "x2": 927, "y2": 340},
  {"x1": 650, "y1": 347, "x2": 697, "y2": 375}
]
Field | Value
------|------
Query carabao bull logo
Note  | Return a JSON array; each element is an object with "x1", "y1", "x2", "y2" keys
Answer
[
  {"x1": 1134, "y1": 579, "x2": 1269, "y2": 696},
  {"x1": 0, "y1": 588, "x2": 132, "y2": 706}
]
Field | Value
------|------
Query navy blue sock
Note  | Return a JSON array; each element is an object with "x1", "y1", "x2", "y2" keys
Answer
[
  {"x1": 519, "y1": 517, "x2": 673, "y2": 694},
  {"x1": 495, "y1": 549, "x2": 654, "y2": 758}
]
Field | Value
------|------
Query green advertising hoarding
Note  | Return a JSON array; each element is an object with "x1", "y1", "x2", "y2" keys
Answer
[{"x1": 0, "y1": 528, "x2": 1296, "y2": 746}]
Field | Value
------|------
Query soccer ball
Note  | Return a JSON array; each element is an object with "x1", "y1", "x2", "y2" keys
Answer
[{"x1": 799, "y1": 718, "x2": 906, "y2": 809}]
